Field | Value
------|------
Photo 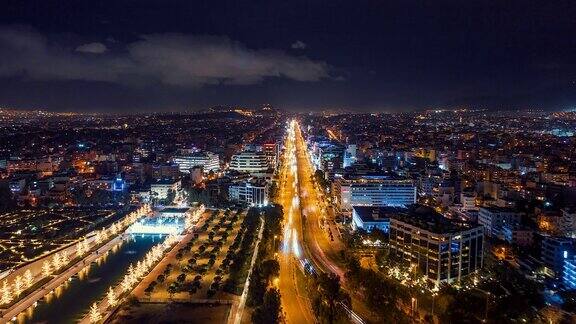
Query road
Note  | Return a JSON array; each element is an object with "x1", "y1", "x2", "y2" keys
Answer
[
  {"x1": 276, "y1": 120, "x2": 315, "y2": 324},
  {"x1": 233, "y1": 216, "x2": 264, "y2": 324},
  {"x1": 292, "y1": 121, "x2": 370, "y2": 324},
  {"x1": 294, "y1": 122, "x2": 346, "y2": 278}
]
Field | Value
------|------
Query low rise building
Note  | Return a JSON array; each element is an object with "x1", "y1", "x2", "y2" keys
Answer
[
  {"x1": 478, "y1": 206, "x2": 524, "y2": 238},
  {"x1": 150, "y1": 179, "x2": 181, "y2": 200},
  {"x1": 228, "y1": 180, "x2": 269, "y2": 206},
  {"x1": 351, "y1": 206, "x2": 393, "y2": 233}
]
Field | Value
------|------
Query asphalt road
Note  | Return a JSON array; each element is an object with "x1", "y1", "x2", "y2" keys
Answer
[{"x1": 276, "y1": 121, "x2": 315, "y2": 324}]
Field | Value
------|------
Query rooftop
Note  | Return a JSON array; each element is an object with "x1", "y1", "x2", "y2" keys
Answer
[{"x1": 390, "y1": 205, "x2": 479, "y2": 234}]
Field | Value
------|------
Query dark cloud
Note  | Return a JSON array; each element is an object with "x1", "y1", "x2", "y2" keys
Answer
[
  {"x1": 0, "y1": 26, "x2": 330, "y2": 88},
  {"x1": 75, "y1": 42, "x2": 107, "y2": 54}
]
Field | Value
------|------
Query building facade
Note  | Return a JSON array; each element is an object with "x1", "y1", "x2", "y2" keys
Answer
[
  {"x1": 541, "y1": 236, "x2": 574, "y2": 277},
  {"x1": 351, "y1": 206, "x2": 391, "y2": 233},
  {"x1": 173, "y1": 151, "x2": 220, "y2": 173},
  {"x1": 228, "y1": 180, "x2": 269, "y2": 206},
  {"x1": 564, "y1": 256, "x2": 576, "y2": 289},
  {"x1": 334, "y1": 174, "x2": 416, "y2": 212},
  {"x1": 150, "y1": 179, "x2": 181, "y2": 200},
  {"x1": 478, "y1": 207, "x2": 524, "y2": 238},
  {"x1": 229, "y1": 151, "x2": 270, "y2": 174},
  {"x1": 388, "y1": 206, "x2": 484, "y2": 284}
]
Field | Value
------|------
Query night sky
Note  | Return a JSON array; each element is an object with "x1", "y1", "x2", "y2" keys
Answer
[{"x1": 1, "y1": 0, "x2": 575, "y2": 112}]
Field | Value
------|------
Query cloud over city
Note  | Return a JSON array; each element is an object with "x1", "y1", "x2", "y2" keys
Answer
[{"x1": 0, "y1": 26, "x2": 330, "y2": 87}]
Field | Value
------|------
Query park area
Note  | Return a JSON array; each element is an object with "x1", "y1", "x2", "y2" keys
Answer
[{"x1": 136, "y1": 208, "x2": 261, "y2": 301}]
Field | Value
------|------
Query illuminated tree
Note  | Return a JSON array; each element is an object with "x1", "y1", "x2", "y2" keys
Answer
[
  {"x1": 89, "y1": 302, "x2": 101, "y2": 323},
  {"x1": 53, "y1": 252, "x2": 62, "y2": 270},
  {"x1": 77, "y1": 241, "x2": 85, "y2": 257},
  {"x1": 136, "y1": 261, "x2": 145, "y2": 277},
  {"x1": 95, "y1": 231, "x2": 102, "y2": 244},
  {"x1": 127, "y1": 264, "x2": 136, "y2": 283},
  {"x1": 107, "y1": 286, "x2": 117, "y2": 307},
  {"x1": 121, "y1": 276, "x2": 131, "y2": 292},
  {"x1": 61, "y1": 250, "x2": 69, "y2": 265},
  {"x1": 24, "y1": 269, "x2": 33, "y2": 288},
  {"x1": 42, "y1": 260, "x2": 52, "y2": 277},
  {"x1": 1, "y1": 281, "x2": 12, "y2": 304},
  {"x1": 13, "y1": 275, "x2": 22, "y2": 296}
]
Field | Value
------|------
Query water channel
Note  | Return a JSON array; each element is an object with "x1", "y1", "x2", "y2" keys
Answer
[{"x1": 16, "y1": 234, "x2": 165, "y2": 324}]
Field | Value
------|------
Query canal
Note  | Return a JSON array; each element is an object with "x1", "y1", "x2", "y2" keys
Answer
[{"x1": 17, "y1": 234, "x2": 164, "y2": 324}]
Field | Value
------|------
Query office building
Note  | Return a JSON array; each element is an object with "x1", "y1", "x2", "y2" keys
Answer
[
  {"x1": 229, "y1": 151, "x2": 270, "y2": 174},
  {"x1": 333, "y1": 174, "x2": 416, "y2": 212},
  {"x1": 389, "y1": 205, "x2": 484, "y2": 284},
  {"x1": 262, "y1": 143, "x2": 280, "y2": 169},
  {"x1": 173, "y1": 151, "x2": 220, "y2": 173},
  {"x1": 343, "y1": 144, "x2": 357, "y2": 168},
  {"x1": 228, "y1": 180, "x2": 269, "y2": 206}
]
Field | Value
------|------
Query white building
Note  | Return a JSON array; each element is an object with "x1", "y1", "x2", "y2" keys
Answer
[
  {"x1": 228, "y1": 180, "x2": 269, "y2": 206},
  {"x1": 333, "y1": 175, "x2": 416, "y2": 212},
  {"x1": 229, "y1": 151, "x2": 270, "y2": 174},
  {"x1": 173, "y1": 151, "x2": 220, "y2": 173},
  {"x1": 478, "y1": 207, "x2": 524, "y2": 238},
  {"x1": 151, "y1": 179, "x2": 181, "y2": 200}
]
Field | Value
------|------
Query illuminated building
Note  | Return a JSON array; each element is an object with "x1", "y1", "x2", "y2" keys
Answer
[
  {"x1": 262, "y1": 143, "x2": 280, "y2": 169},
  {"x1": 541, "y1": 236, "x2": 574, "y2": 277},
  {"x1": 502, "y1": 226, "x2": 534, "y2": 246},
  {"x1": 173, "y1": 151, "x2": 220, "y2": 173},
  {"x1": 343, "y1": 144, "x2": 357, "y2": 168},
  {"x1": 333, "y1": 174, "x2": 416, "y2": 212},
  {"x1": 229, "y1": 150, "x2": 270, "y2": 175},
  {"x1": 478, "y1": 207, "x2": 523, "y2": 238},
  {"x1": 150, "y1": 179, "x2": 181, "y2": 200},
  {"x1": 228, "y1": 180, "x2": 268, "y2": 206},
  {"x1": 389, "y1": 205, "x2": 484, "y2": 284},
  {"x1": 564, "y1": 255, "x2": 576, "y2": 289},
  {"x1": 351, "y1": 206, "x2": 391, "y2": 233}
]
